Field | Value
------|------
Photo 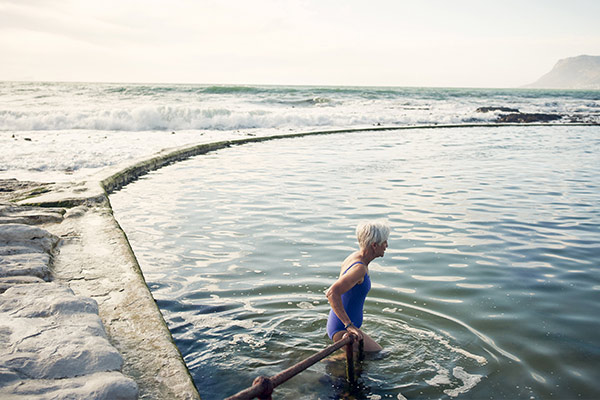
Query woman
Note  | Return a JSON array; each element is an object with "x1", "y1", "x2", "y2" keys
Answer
[{"x1": 326, "y1": 220, "x2": 390, "y2": 352}]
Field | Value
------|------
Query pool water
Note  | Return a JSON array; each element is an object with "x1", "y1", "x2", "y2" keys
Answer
[{"x1": 110, "y1": 126, "x2": 600, "y2": 399}]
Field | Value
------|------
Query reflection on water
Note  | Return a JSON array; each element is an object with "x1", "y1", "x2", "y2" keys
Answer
[{"x1": 110, "y1": 126, "x2": 600, "y2": 399}]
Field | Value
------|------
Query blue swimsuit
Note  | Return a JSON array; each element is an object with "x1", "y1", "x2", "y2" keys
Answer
[{"x1": 326, "y1": 261, "x2": 371, "y2": 339}]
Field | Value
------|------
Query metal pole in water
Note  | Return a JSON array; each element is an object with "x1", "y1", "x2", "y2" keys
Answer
[
  {"x1": 345, "y1": 335, "x2": 355, "y2": 384},
  {"x1": 358, "y1": 336, "x2": 364, "y2": 362}
]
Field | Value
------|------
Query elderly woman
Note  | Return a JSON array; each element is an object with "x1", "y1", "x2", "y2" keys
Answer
[{"x1": 326, "y1": 221, "x2": 390, "y2": 352}]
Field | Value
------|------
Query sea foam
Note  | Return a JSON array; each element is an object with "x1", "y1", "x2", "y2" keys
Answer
[{"x1": 0, "y1": 104, "x2": 489, "y2": 132}]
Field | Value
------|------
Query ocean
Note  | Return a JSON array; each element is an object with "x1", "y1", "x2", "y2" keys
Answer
[
  {"x1": 2, "y1": 81, "x2": 599, "y2": 182},
  {"x1": 3, "y1": 82, "x2": 600, "y2": 399}
]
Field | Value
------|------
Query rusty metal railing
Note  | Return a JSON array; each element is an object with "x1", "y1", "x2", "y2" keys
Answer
[{"x1": 225, "y1": 334, "x2": 364, "y2": 400}]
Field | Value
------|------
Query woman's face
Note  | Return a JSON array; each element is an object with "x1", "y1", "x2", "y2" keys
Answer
[{"x1": 373, "y1": 240, "x2": 388, "y2": 258}]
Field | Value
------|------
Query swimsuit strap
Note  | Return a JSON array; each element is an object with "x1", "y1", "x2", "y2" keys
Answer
[{"x1": 343, "y1": 261, "x2": 365, "y2": 275}]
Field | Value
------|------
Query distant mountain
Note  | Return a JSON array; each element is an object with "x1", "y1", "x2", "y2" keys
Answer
[{"x1": 524, "y1": 55, "x2": 600, "y2": 90}]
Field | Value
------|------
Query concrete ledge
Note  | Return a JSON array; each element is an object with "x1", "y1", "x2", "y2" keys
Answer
[{"x1": 47, "y1": 204, "x2": 199, "y2": 399}]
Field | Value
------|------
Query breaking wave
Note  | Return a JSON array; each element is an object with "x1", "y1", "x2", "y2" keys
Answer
[
  {"x1": 2, "y1": 82, "x2": 598, "y2": 133},
  {"x1": 1, "y1": 106, "x2": 488, "y2": 132},
  {"x1": 0, "y1": 107, "x2": 348, "y2": 131}
]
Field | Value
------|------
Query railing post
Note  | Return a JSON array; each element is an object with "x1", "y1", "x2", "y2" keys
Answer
[
  {"x1": 252, "y1": 376, "x2": 273, "y2": 400},
  {"x1": 358, "y1": 337, "x2": 364, "y2": 362},
  {"x1": 345, "y1": 335, "x2": 355, "y2": 384}
]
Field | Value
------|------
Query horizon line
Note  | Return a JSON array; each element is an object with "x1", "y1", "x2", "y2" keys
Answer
[{"x1": 0, "y1": 78, "x2": 561, "y2": 91}]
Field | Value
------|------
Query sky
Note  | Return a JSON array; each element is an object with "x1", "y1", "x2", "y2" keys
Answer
[{"x1": 1, "y1": 0, "x2": 599, "y2": 88}]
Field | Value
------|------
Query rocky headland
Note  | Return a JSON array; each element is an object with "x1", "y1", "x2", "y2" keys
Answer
[{"x1": 524, "y1": 55, "x2": 600, "y2": 90}]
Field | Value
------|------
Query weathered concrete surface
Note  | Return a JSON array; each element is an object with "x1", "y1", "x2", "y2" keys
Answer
[
  {"x1": 0, "y1": 204, "x2": 65, "y2": 225},
  {"x1": 0, "y1": 221, "x2": 59, "y2": 286},
  {"x1": 0, "y1": 179, "x2": 51, "y2": 204},
  {"x1": 0, "y1": 199, "x2": 199, "y2": 399},
  {"x1": 1, "y1": 371, "x2": 138, "y2": 400},
  {"x1": 0, "y1": 283, "x2": 138, "y2": 400},
  {"x1": 0, "y1": 222, "x2": 60, "y2": 284},
  {"x1": 0, "y1": 204, "x2": 138, "y2": 399},
  {"x1": 47, "y1": 204, "x2": 199, "y2": 400}
]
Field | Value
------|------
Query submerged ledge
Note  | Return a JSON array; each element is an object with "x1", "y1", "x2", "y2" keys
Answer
[{"x1": 3, "y1": 122, "x2": 597, "y2": 399}]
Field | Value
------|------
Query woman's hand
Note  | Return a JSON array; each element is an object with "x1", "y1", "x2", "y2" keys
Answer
[{"x1": 345, "y1": 324, "x2": 363, "y2": 341}]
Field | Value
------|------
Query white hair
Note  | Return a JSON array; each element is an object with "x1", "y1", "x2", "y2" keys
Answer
[{"x1": 355, "y1": 220, "x2": 390, "y2": 249}]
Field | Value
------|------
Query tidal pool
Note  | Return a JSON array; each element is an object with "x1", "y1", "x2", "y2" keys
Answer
[{"x1": 110, "y1": 126, "x2": 600, "y2": 399}]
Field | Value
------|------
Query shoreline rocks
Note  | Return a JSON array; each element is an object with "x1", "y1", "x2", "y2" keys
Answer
[
  {"x1": 476, "y1": 106, "x2": 520, "y2": 113},
  {"x1": 496, "y1": 113, "x2": 564, "y2": 123},
  {"x1": 473, "y1": 106, "x2": 599, "y2": 124}
]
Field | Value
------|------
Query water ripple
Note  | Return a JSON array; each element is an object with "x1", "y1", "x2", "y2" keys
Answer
[{"x1": 111, "y1": 126, "x2": 600, "y2": 399}]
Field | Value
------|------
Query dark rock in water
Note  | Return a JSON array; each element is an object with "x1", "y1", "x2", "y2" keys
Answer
[
  {"x1": 497, "y1": 113, "x2": 563, "y2": 123},
  {"x1": 567, "y1": 114, "x2": 599, "y2": 123},
  {"x1": 476, "y1": 107, "x2": 520, "y2": 113}
]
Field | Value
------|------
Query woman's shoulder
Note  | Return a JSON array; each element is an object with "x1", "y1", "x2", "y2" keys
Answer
[
  {"x1": 341, "y1": 256, "x2": 367, "y2": 274},
  {"x1": 341, "y1": 253, "x2": 357, "y2": 266}
]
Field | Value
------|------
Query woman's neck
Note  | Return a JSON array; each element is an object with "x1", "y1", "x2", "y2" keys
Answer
[{"x1": 356, "y1": 248, "x2": 376, "y2": 265}]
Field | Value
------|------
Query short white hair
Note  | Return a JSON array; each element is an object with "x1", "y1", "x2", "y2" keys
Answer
[{"x1": 356, "y1": 220, "x2": 390, "y2": 249}]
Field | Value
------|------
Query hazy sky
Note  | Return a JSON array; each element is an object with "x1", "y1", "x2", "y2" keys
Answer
[{"x1": 1, "y1": 0, "x2": 599, "y2": 87}]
